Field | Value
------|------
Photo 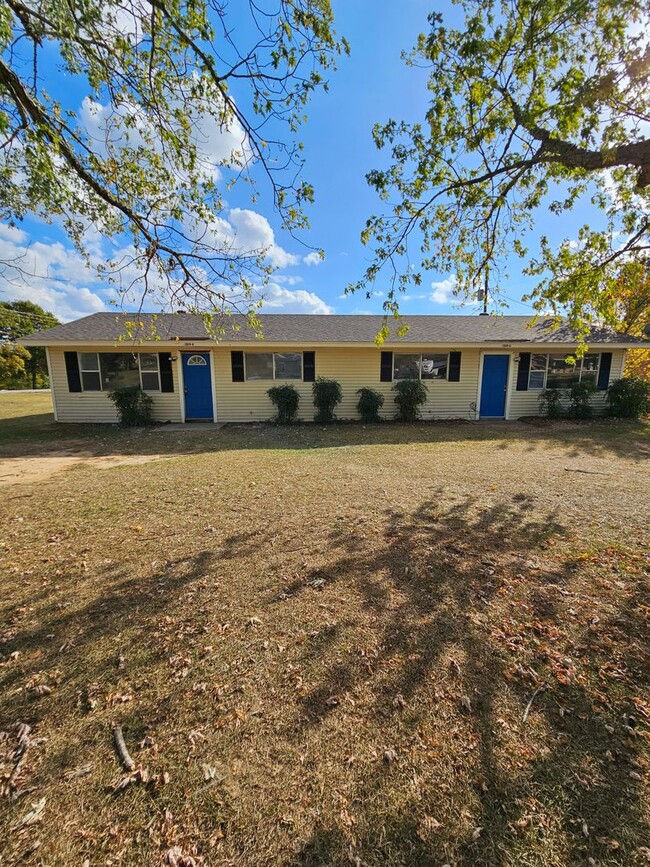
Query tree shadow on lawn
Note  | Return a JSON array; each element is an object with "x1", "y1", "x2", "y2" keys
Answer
[
  {"x1": 0, "y1": 487, "x2": 646, "y2": 866},
  {"x1": 0, "y1": 550, "x2": 218, "y2": 727},
  {"x1": 282, "y1": 493, "x2": 648, "y2": 866}
]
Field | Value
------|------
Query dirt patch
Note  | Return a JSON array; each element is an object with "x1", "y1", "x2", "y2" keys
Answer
[{"x1": 0, "y1": 450, "x2": 175, "y2": 486}]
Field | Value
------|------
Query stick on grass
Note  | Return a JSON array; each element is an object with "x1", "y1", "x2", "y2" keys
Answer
[
  {"x1": 112, "y1": 727, "x2": 135, "y2": 772},
  {"x1": 522, "y1": 684, "x2": 547, "y2": 723}
]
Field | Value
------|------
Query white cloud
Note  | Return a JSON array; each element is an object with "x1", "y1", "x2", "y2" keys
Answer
[
  {"x1": 259, "y1": 282, "x2": 333, "y2": 314},
  {"x1": 80, "y1": 91, "x2": 250, "y2": 183},
  {"x1": 273, "y1": 274, "x2": 303, "y2": 286},
  {"x1": 430, "y1": 274, "x2": 458, "y2": 304},
  {"x1": 227, "y1": 209, "x2": 299, "y2": 268},
  {"x1": 0, "y1": 229, "x2": 109, "y2": 320},
  {"x1": 186, "y1": 208, "x2": 300, "y2": 270},
  {"x1": 0, "y1": 224, "x2": 28, "y2": 244},
  {"x1": 303, "y1": 251, "x2": 323, "y2": 266},
  {"x1": 102, "y1": 0, "x2": 150, "y2": 43},
  {"x1": 0, "y1": 224, "x2": 334, "y2": 320}
]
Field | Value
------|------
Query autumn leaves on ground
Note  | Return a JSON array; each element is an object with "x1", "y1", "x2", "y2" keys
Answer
[{"x1": 1, "y1": 394, "x2": 649, "y2": 866}]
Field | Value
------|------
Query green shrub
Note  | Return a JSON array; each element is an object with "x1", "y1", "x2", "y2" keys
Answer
[
  {"x1": 393, "y1": 379, "x2": 428, "y2": 421},
  {"x1": 356, "y1": 387, "x2": 384, "y2": 423},
  {"x1": 312, "y1": 377, "x2": 342, "y2": 423},
  {"x1": 267, "y1": 384, "x2": 300, "y2": 424},
  {"x1": 538, "y1": 388, "x2": 564, "y2": 419},
  {"x1": 606, "y1": 376, "x2": 650, "y2": 419},
  {"x1": 568, "y1": 379, "x2": 597, "y2": 418},
  {"x1": 108, "y1": 386, "x2": 154, "y2": 426}
]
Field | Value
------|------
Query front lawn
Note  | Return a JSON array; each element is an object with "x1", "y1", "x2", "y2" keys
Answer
[{"x1": 1, "y1": 394, "x2": 648, "y2": 866}]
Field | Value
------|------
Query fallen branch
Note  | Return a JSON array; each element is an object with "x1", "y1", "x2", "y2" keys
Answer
[
  {"x1": 522, "y1": 684, "x2": 547, "y2": 722},
  {"x1": 112, "y1": 727, "x2": 135, "y2": 772},
  {"x1": 563, "y1": 467, "x2": 612, "y2": 476}
]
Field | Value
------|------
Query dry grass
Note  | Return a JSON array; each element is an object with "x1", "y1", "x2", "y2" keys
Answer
[{"x1": 1, "y1": 394, "x2": 649, "y2": 866}]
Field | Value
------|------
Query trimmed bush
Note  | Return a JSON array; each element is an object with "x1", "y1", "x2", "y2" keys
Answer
[
  {"x1": 393, "y1": 379, "x2": 428, "y2": 421},
  {"x1": 108, "y1": 386, "x2": 154, "y2": 426},
  {"x1": 606, "y1": 376, "x2": 650, "y2": 419},
  {"x1": 568, "y1": 379, "x2": 597, "y2": 418},
  {"x1": 313, "y1": 377, "x2": 342, "y2": 423},
  {"x1": 538, "y1": 388, "x2": 564, "y2": 419},
  {"x1": 267, "y1": 384, "x2": 300, "y2": 424},
  {"x1": 356, "y1": 387, "x2": 384, "y2": 423}
]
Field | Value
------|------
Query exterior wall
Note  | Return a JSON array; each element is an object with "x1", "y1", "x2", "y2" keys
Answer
[
  {"x1": 213, "y1": 346, "x2": 482, "y2": 422},
  {"x1": 48, "y1": 344, "x2": 628, "y2": 424},
  {"x1": 508, "y1": 349, "x2": 626, "y2": 419},
  {"x1": 49, "y1": 348, "x2": 182, "y2": 423}
]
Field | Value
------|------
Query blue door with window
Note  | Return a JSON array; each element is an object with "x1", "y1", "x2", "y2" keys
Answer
[
  {"x1": 182, "y1": 352, "x2": 213, "y2": 421},
  {"x1": 480, "y1": 354, "x2": 509, "y2": 418}
]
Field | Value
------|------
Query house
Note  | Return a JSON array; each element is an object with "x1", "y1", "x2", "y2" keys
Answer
[{"x1": 17, "y1": 312, "x2": 649, "y2": 424}]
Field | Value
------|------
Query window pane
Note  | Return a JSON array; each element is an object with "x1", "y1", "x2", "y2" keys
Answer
[
  {"x1": 100, "y1": 353, "x2": 140, "y2": 390},
  {"x1": 245, "y1": 353, "x2": 273, "y2": 380},
  {"x1": 139, "y1": 353, "x2": 158, "y2": 371},
  {"x1": 274, "y1": 353, "x2": 302, "y2": 380},
  {"x1": 421, "y1": 353, "x2": 447, "y2": 380},
  {"x1": 581, "y1": 353, "x2": 600, "y2": 383},
  {"x1": 546, "y1": 354, "x2": 579, "y2": 390},
  {"x1": 530, "y1": 353, "x2": 547, "y2": 371},
  {"x1": 141, "y1": 372, "x2": 160, "y2": 391},
  {"x1": 394, "y1": 354, "x2": 421, "y2": 380},
  {"x1": 81, "y1": 371, "x2": 101, "y2": 391},
  {"x1": 79, "y1": 352, "x2": 99, "y2": 371},
  {"x1": 528, "y1": 370, "x2": 546, "y2": 390}
]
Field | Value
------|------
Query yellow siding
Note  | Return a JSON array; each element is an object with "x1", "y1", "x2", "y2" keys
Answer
[
  {"x1": 48, "y1": 345, "x2": 628, "y2": 424},
  {"x1": 507, "y1": 350, "x2": 626, "y2": 419},
  {"x1": 49, "y1": 348, "x2": 182, "y2": 423},
  {"x1": 213, "y1": 347, "x2": 482, "y2": 422}
]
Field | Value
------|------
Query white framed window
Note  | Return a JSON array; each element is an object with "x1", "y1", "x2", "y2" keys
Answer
[
  {"x1": 528, "y1": 353, "x2": 601, "y2": 390},
  {"x1": 77, "y1": 352, "x2": 161, "y2": 392},
  {"x1": 394, "y1": 352, "x2": 448, "y2": 381},
  {"x1": 139, "y1": 353, "x2": 161, "y2": 391},
  {"x1": 79, "y1": 352, "x2": 101, "y2": 391},
  {"x1": 245, "y1": 352, "x2": 302, "y2": 381}
]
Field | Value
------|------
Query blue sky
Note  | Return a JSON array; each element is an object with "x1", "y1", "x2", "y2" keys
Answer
[{"x1": 0, "y1": 0, "x2": 599, "y2": 322}]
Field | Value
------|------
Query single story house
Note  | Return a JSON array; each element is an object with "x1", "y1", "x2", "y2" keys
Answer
[{"x1": 18, "y1": 312, "x2": 649, "y2": 424}]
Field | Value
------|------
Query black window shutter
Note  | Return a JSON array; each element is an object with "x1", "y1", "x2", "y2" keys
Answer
[
  {"x1": 597, "y1": 352, "x2": 612, "y2": 390},
  {"x1": 158, "y1": 353, "x2": 174, "y2": 392},
  {"x1": 516, "y1": 352, "x2": 531, "y2": 391},
  {"x1": 303, "y1": 351, "x2": 315, "y2": 382},
  {"x1": 64, "y1": 351, "x2": 81, "y2": 392},
  {"x1": 380, "y1": 351, "x2": 393, "y2": 382},
  {"x1": 448, "y1": 351, "x2": 462, "y2": 382},
  {"x1": 231, "y1": 350, "x2": 245, "y2": 382}
]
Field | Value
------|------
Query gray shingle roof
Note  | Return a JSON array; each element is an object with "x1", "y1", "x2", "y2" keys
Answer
[{"x1": 18, "y1": 312, "x2": 650, "y2": 346}]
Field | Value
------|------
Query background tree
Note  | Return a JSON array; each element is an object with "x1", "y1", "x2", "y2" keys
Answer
[
  {"x1": 0, "y1": 1, "x2": 346, "y2": 320},
  {"x1": 353, "y1": 0, "x2": 650, "y2": 345},
  {"x1": 601, "y1": 262, "x2": 650, "y2": 380},
  {"x1": 0, "y1": 342, "x2": 30, "y2": 388},
  {"x1": 0, "y1": 300, "x2": 59, "y2": 387}
]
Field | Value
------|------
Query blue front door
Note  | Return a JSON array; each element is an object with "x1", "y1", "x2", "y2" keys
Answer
[
  {"x1": 182, "y1": 352, "x2": 213, "y2": 421},
  {"x1": 480, "y1": 354, "x2": 509, "y2": 418}
]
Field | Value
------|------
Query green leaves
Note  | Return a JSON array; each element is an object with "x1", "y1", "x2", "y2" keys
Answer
[
  {"x1": 357, "y1": 0, "x2": 650, "y2": 342},
  {"x1": 0, "y1": 0, "x2": 347, "y2": 313}
]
